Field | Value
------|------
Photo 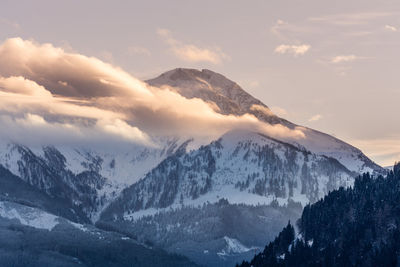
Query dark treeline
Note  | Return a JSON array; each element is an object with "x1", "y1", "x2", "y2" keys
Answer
[{"x1": 238, "y1": 163, "x2": 400, "y2": 267}]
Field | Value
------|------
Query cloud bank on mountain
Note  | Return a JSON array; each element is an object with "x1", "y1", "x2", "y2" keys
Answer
[{"x1": 0, "y1": 38, "x2": 304, "y2": 147}]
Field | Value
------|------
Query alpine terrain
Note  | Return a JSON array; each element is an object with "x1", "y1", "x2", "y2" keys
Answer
[{"x1": 0, "y1": 68, "x2": 384, "y2": 266}]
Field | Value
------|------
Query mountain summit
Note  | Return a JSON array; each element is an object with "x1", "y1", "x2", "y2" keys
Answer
[
  {"x1": 147, "y1": 68, "x2": 266, "y2": 113},
  {"x1": 147, "y1": 68, "x2": 287, "y2": 125},
  {"x1": 147, "y1": 68, "x2": 382, "y2": 175}
]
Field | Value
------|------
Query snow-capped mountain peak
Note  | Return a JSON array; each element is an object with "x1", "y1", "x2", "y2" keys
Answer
[
  {"x1": 147, "y1": 68, "x2": 274, "y2": 118},
  {"x1": 147, "y1": 68, "x2": 383, "y2": 175}
]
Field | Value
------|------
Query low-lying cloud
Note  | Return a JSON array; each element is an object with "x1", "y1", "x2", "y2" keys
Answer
[{"x1": 0, "y1": 37, "x2": 304, "y2": 148}]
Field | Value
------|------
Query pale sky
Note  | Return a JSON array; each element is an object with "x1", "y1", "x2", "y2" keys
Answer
[{"x1": 0, "y1": 0, "x2": 399, "y2": 166}]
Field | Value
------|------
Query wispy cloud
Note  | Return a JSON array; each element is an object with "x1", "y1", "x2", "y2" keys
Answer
[
  {"x1": 98, "y1": 50, "x2": 114, "y2": 63},
  {"x1": 270, "y1": 19, "x2": 288, "y2": 37},
  {"x1": 128, "y1": 46, "x2": 151, "y2": 56},
  {"x1": 384, "y1": 24, "x2": 397, "y2": 32},
  {"x1": 0, "y1": 18, "x2": 21, "y2": 30},
  {"x1": 331, "y1": 55, "x2": 357, "y2": 63},
  {"x1": 344, "y1": 31, "x2": 373, "y2": 37},
  {"x1": 308, "y1": 114, "x2": 322, "y2": 122},
  {"x1": 271, "y1": 19, "x2": 317, "y2": 39},
  {"x1": 157, "y1": 28, "x2": 228, "y2": 64},
  {"x1": 274, "y1": 44, "x2": 311, "y2": 57},
  {"x1": 308, "y1": 12, "x2": 394, "y2": 26}
]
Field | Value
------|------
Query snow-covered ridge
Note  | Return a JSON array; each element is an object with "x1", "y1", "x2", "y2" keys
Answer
[
  {"x1": 0, "y1": 137, "x2": 185, "y2": 222},
  {"x1": 0, "y1": 200, "x2": 91, "y2": 233},
  {"x1": 148, "y1": 68, "x2": 276, "y2": 118},
  {"x1": 102, "y1": 128, "x2": 355, "y2": 222},
  {"x1": 283, "y1": 127, "x2": 382, "y2": 174},
  {"x1": 217, "y1": 236, "x2": 260, "y2": 257},
  {"x1": 0, "y1": 201, "x2": 59, "y2": 230},
  {"x1": 0, "y1": 200, "x2": 132, "y2": 239}
]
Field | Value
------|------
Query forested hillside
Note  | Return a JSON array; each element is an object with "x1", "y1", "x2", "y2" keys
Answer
[{"x1": 238, "y1": 163, "x2": 400, "y2": 266}]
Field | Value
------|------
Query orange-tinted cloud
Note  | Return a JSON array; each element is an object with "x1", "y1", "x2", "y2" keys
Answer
[{"x1": 0, "y1": 38, "x2": 304, "y2": 147}]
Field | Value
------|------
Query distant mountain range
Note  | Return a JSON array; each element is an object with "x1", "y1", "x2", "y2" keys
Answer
[{"x1": 0, "y1": 68, "x2": 384, "y2": 266}]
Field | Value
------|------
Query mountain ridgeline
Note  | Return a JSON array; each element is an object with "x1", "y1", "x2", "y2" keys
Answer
[{"x1": 239, "y1": 163, "x2": 400, "y2": 267}]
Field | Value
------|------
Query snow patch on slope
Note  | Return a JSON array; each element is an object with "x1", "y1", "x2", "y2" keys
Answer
[
  {"x1": 0, "y1": 137, "x2": 186, "y2": 222},
  {"x1": 217, "y1": 236, "x2": 260, "y2": 257},
  {"x1": 0, "y1": 201, "x2": 59, "y2": 230},
  {"x1": 0, "y1": 201, "x2": 96, "y2": 234},
  {"x1": 289, "y1": 127, "x2": 378, "y2": 174},
  {"x1": 0, "y1": 143, "x2": 22, "y2": 176}
]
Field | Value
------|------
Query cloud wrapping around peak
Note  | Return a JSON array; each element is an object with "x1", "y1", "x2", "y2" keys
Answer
[
  {"x1": 0, "y1": 37, "x2": 304, "y2": 148},
  {"x1": 274, "y1": 44, "x2": 310, "y2": 56},
  {"x1": 157, "y1": 28, "x2": 229, "y2": 64}
]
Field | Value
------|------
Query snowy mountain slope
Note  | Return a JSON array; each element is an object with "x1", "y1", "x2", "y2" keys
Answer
[
  {"x1": 0, "y1": 143, "x2": 106, "y2": 221},
  {"x1": 0, "y1": 201, "x2": 197, "y2": 267},
  {"x1": 147, "y1": 68, "x2": 383, "y2": 175},
  {"x1": 98, "y1": 128, "x2": 357, "y2": 266},
  {"x1": 0, "y1": 138, "x2": 184, "y2": 222},
  {"x1": 0, "y1": 200, "x2": 59, "y2": 230},
  {"x1": 218, "y1": 236, "x2": 256, "y2": 256},
  {"x1": 288, "y1": 127, "x2": 382, "y2": 174},
  {"x1": 52, "y1": 136, "x2": 182, "y2": 185},
  {"x1": 0, "y1": 164, "x2": 87, "y2": 223},
  {"x1": 102, "y1": 129, "x2": 354, "y2": 220},
  {"x1": 98, "y1": 198, "x2": 301, "y2": 267}
]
